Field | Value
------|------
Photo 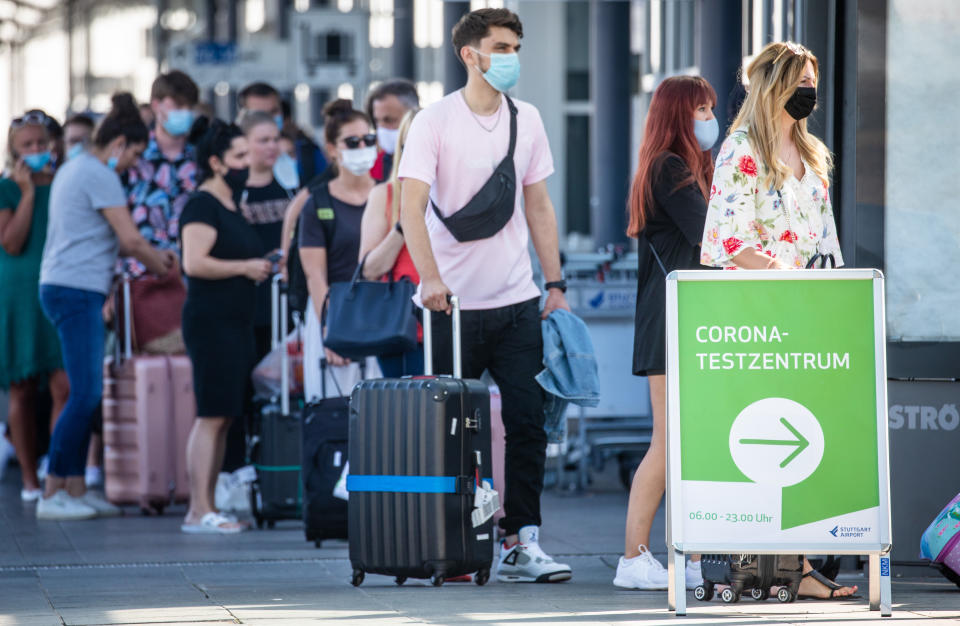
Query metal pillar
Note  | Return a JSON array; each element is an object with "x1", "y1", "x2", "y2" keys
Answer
[
  {"x1": 393, "y1": 0, "x2": 415, "y2": 79},
  {"x1": 589, "y1": 0, "x2": 631, "y2": 248},
  {"x1": 443, "y1": 1, "x2": 470, "y2": 93},
  {"x1": 695, "y1": 0, "x2": 742, "y2": 130}
]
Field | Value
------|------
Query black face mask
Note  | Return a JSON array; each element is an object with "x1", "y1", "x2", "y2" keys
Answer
[
  {"x1": 224, "y1": 167, "x2": 249, "y2": 195},
  {"x1": 785, "y1": 86, "x2": 817, "y2": 121}
]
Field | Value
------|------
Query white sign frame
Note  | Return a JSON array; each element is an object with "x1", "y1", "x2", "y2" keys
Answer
[{"x1": 664, "y1": 269, "x2": 892, "y2": 616}]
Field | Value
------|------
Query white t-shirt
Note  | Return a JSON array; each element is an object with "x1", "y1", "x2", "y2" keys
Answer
[{"x1": 398, "y1": 90, "x2": 554, "y2": 310}]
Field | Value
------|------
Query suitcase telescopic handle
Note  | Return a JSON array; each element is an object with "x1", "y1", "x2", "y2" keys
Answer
[
  {"x1": 422, "y1": 294, "x2": 461, "y2": 379},
  {"x1": 121, "y1": 274, "x2": 133, "y2": 361},
  {"x1": 272, "y1": 274, "x2": 291, "y2": 416}
]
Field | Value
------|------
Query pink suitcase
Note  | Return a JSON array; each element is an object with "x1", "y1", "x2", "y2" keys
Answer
[
  {"x1": 102, "y1": 277, "x2": 195, "y2": 514},
  {"x1": 490, "y1": 386, "x2": 506, "y2": 528}
]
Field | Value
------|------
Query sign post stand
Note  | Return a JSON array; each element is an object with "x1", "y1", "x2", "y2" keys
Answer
[{"x1": 664, "y1": 269, "x2": 892, "y2": 617}]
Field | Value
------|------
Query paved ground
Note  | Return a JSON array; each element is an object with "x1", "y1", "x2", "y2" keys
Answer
[{"x1": 2, "y1": 462, "x2": 959, "y2": 625}]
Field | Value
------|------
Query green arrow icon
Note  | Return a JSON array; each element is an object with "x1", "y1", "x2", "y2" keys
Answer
[{"x1": 739, "y1": 417, "x2": 810, "y2": 468}]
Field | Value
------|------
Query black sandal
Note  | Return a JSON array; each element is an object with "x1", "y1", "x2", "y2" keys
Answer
[{"x1": 798, "y1": 569, "x2": 861, "y2": 600}]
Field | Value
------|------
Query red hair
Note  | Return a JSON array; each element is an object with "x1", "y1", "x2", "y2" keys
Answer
[{"x1": 627, "y1": 75, "x2": 716, "y2": 237}]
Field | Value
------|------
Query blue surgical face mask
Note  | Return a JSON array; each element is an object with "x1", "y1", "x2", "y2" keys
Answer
[
  {"x1": 67, "y1": 143, "x2": 85, "y2": 160},
  {"x1": 273, "y1": 152, "x2": 300, "y2": 190},
  {"x1": 274, "y1": 114, "x2": 284, "y2": 130},
  {"x1": 23, "y1": 151, "x2": 52, "y2": 172},
  {"x1": 693, "y1": 117, "x2": 719, "y2": 151},
  {"x1": 471, "y1": 48, "x2": 520, "y2": 92},
  {"x1": 107, "y1": 156, "x2": 119, "y2": 171},
  {"x1": 163, "y1": 109, "x2": 195, "y2": 137}
]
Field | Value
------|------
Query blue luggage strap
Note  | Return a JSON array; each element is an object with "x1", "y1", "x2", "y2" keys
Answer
[{"x1": 347, "y1": 475, "x2": 494, "y2": 495}]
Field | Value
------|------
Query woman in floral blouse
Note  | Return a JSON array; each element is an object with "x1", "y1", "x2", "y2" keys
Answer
[
  {"x1": 701, "y1": 41, "x2": 842, "y2": 270},
  {"x1": 700, "y1": 41, "x2": 857, "y2": 600}
]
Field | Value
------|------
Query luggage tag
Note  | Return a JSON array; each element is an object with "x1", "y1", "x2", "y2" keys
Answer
[
  {"x1": 234, "y1": 465, "x2": 258, "y2": 485},
  {"x1": 333, "y1": 461, "x2": 349, "y2": 501},
  {"x1": 471, "y1": 480, "x2": 500, "y2": 528}
]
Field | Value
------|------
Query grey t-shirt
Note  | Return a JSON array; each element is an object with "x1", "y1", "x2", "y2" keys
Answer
[{"x1": 40, "y1": 153, "x2": 128, "y2": 295}]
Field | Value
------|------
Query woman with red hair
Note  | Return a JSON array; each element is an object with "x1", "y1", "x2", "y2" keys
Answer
[{"x1": 614, "y1": 75, "x2": 719, "y2": 591}]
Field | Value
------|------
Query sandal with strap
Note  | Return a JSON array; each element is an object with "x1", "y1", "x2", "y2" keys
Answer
[
  {"x1": 798, "y1": 569, "x2": 861, "y2": 600},
  {"x1": 181, "y1": 512, "x2": 245, "y2": 535}
]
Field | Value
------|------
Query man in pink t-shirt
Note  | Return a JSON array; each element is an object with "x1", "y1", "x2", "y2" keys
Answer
[{"x1": 399, "y1": 8, "x2": 572, "y2": 584}]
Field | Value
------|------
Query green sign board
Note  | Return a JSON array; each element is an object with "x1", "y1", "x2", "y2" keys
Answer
[{"x1": 665, "y1": 270, "x2": 891, "y2": 554}]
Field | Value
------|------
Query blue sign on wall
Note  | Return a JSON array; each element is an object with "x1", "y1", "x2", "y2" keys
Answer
[{"x1": 194, "y1": 42, "x2": 237, "y2": 65}]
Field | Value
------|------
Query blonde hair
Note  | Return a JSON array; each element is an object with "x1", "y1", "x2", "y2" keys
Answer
[
  {"x1": 731, "y1": 41, "x2": 832, "y2": 191},
  {"x1": 387, "y1": 108, "x2": 420, "y2": 226}
]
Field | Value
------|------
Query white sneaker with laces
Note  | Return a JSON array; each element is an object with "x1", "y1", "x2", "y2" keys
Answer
[
  {"x1": 496, "y1": 526, "x2": 572, "y2": 583},
  {"x1": 36, "y1": 490, "x2": 97, "y2": 521},
  {"x1": 613, "y1": 544, "x2": 669, "y2": 590},
  {"x1": 685, "y1": 559, "x2": 703, "y2": 590},
  {"x1": 82, "y1": 491, "x2": 122, "y2": 517}
]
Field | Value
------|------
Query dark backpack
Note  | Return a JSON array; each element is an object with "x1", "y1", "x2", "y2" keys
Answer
[{"x1": 287, "y1": 183, "x2": 335, "y2": 315}]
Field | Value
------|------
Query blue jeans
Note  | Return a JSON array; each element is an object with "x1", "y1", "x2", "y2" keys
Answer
[
  {"x1": 39, "y1": 284, "x2": 105, "y2": 478},
  {"x1": 378, "y1": 345, "x2": 424, "y2": 378}
]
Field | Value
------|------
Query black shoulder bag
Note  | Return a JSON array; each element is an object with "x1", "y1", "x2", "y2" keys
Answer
[
  {"x1": 322, "y1": 255, "x2": 418, "y2": 360},
  {"x1": 430, "y1": 95, "x2": 518, "y2": 242}
]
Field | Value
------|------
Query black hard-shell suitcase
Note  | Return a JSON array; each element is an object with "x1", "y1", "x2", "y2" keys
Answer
[
  {"x1": 347, "y1": 296, "x2": 495, "y2": 587},
  {"x1": 248, "y1": 277, "x2": 303, "y2": 528},
  {"x1": 696, "y1": 554, "x2": 803, "y2": 603},
  {"x1": 302, "y1": 360, "x2": 350, "y2": 546}
]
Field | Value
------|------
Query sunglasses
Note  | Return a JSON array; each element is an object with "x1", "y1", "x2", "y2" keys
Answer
[
  {"x1": 342, "y1": 134, "x2": 377, "y2": 149},
  {"x1": 10, "y1": 111, "x2": 49, "y2": 130}
]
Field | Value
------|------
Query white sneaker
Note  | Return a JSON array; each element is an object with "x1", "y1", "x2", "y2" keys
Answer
[
  {"x1": 21, "y1": 488, "x2": 43, "y2": 502},
  {"x1": 613, "y1": 544, "x2": 669, "y2": 590},
  {"x1": 36, "y1": 490, "x2": 97, "y2": 521},
  {"x1": 36, "y1": 455, "x2": 48, "y2": 481},
  {"x1": 685, "y1": 559, "x2": 704, "y2": 590},
  {"x1": 85, "y1": 466, "x2": 104, "y2": 488},
  {"x1": 82, "y1": 491, "x2": 122, "y2": 517},
  {"x1": 496, "y1": 526, "x2": 572, "y2": 583}
]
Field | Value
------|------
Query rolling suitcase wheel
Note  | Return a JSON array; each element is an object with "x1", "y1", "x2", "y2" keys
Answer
[
  {"x1": 777, "y1": 587, "x2": 793, "y2": 603},
  {"x1": 395, "y1": 576, "x2": 407, "y2": 586},
  {"x1": 751, "y1": 587, "x2": 769, "y2": 601},
  {"x1": 255, "y1": 517, "x2": 264, "y2": 529},
  {"x1": 720, "y1": 587, "x2": 739, "y2": 603},
  {"x1": 430, "y1": 573, "x2": 445, "y2": 587},
  {"x1": 694, "y1": 583, "x2": 713, "y2": 601},
  {"x1": 351, "y1": 569, "x2": 365, "y2": 587},
  {"x1": 474, "y1": 569, "x2": 490, "y2": 586}
]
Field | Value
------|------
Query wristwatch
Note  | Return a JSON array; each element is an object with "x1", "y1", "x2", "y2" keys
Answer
[{"x1": 544, "y1": 279, "x2": 567, "y2": 293}]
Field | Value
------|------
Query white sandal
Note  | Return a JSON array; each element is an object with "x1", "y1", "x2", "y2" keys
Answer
[{"x1": 181, "y1": 512, "x2": 245, "y2": 534}]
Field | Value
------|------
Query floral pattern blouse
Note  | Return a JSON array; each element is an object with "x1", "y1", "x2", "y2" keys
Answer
[{"x1": 700, "y1": 129, "x2": 843, "y2": 269}]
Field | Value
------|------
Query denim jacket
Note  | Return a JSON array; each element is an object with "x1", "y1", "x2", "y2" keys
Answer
[{"x1": 536, "y1": 309, "x2": 601, "y2": 442}]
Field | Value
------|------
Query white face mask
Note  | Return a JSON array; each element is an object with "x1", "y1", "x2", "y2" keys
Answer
[
  {"x1": 341, "y1": 146, "x2": 378, "y2": 176},
  {"x1": 376, "y1": 127, "x2": 400, "y2": 155}
]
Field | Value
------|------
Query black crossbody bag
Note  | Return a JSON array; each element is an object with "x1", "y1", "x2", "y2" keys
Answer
[{"x1": 430, "y1": 95, "x2": 518, "y2": 242}]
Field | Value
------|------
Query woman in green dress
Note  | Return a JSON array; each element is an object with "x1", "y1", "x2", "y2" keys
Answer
[{"x1": 0, "y1": 112, "x2": 69, "y2": 501}]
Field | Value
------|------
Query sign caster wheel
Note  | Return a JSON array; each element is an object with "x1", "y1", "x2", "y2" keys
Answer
[
  {"x1": 351, "y1": 569, "x2": 364, "y2": 587},
  {"x1": 752, "y1": 587, "x2": 769, "y2": 601}
]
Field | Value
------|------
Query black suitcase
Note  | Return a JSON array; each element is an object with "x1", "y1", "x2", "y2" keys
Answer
[
  {"x1": 248, "y1": 277, "x2": 303, "y2": 528},
  {"x1": 347, "y1": 296, "x2": 496, "y2": 587},
  {"x1": 696, "y1": 554, "x2": 803, "y2": 603},
  {"x1": 302, "y1": 360, "x2": 350, "y2": 546}
]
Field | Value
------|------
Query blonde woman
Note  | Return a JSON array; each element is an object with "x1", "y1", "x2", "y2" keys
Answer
[
  {"x1": 357, "y1": 108, "x2": 422, "y2": 377},
  {"x1": 701, "y1": 41, "x2": 842, "y2": 271},
  {"x1": 700, "y1": 41, "x2": 855, "y2": 600}
]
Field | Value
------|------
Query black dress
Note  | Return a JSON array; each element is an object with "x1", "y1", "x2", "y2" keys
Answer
[
  {"x1": 180, "y1": 191, "x2": 263, "y2": 418},
  {"x1": 633, "y1": 153, "x2": 712, "y2": 376}
]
